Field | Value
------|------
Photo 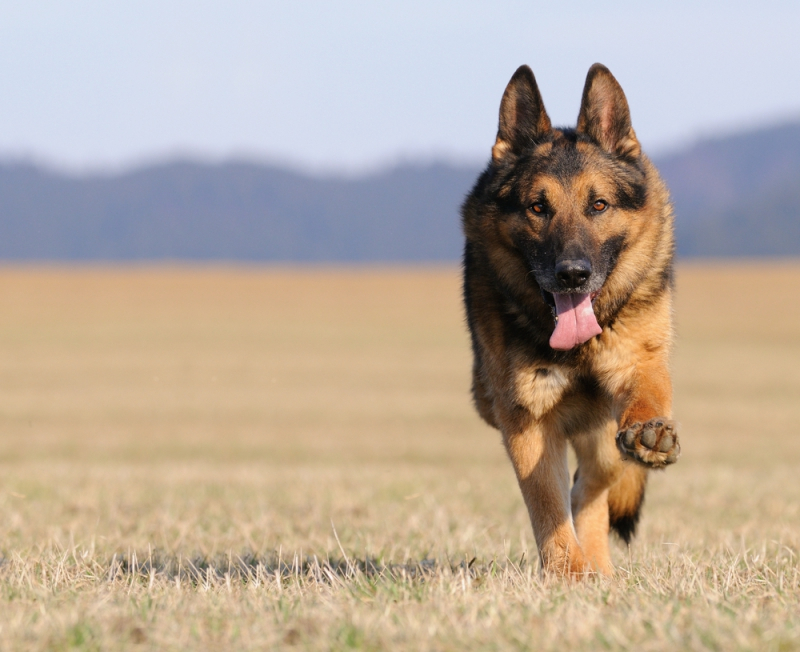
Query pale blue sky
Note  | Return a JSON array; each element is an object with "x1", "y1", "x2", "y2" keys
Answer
[{"x1": 1, "y1": 0, "x2": 798, "y2": 173}]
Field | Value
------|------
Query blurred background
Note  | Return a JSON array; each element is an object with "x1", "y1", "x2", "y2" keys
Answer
[{"x1": 1, "y1": 0, "x2": 799, "y2": 261}]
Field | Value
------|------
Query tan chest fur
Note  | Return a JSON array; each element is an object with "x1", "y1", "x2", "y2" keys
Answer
[{"x1": 511, "y1": 362, "x2": 573, "y2": 421}]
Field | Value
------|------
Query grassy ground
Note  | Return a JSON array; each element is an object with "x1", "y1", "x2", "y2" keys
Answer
[{"x1": 0, "y1": 263, "x2": 799, "y2": 651}]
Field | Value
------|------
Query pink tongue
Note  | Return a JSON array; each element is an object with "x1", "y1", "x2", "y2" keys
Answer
[{"x1": 549, "y1": 293, "x2": 602, "y2": 350}]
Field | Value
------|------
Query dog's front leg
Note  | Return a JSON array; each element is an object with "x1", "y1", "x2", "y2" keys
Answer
[
  {"x1": 570, "y1": 419, "x2": 625, "y2": 576},
  {"x1": 614, "y1": 356, "x2": 680, "y2": 468},
  {"x1": 503, "y1": 421, "x2": 588, "y2": 576}
]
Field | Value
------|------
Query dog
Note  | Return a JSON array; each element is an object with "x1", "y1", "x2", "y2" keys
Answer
[{"x1": 461, "y1": 64, "x2": 679, "y2": 576}]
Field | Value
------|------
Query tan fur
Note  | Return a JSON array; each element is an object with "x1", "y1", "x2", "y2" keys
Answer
[
  {"x1": 491, "y1": 139, "x2": 512, "y2": 163},
  {"x1": 462, "y1": 64, "x2": 679, "y2": 577}
]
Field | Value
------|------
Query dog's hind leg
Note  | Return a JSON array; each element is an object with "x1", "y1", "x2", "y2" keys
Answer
[
  {"x1": 503, "y1": 419, "x2": 589, "y2": 576},
  {"x1": 570, "y1": 419, "x2": 623, "y2": 576}
]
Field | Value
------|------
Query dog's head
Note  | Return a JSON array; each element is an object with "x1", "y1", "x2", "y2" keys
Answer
[{"x1": 464, "y1": 64, "x2": 660, "y2": 350}]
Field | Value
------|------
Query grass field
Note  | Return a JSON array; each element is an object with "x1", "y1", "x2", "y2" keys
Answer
[{"x1": 1, "y1": 263, "x2": 799, "y2": 651}]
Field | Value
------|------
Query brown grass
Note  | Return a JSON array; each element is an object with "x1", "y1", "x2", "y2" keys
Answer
[{"x1": 1, "y1": 263, "x2": 799, "y2": 651}]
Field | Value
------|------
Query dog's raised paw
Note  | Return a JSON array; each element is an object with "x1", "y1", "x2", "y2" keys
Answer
[{"x1": 616, "y1": 418, "x2": 680, "y2": 468}]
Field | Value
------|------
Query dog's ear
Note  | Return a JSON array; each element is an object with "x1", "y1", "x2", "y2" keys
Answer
[
  {"x1": 492, "y1": 65, "x2": 552, "y2": 163},
  {"x1": 577, "y1": 64, "x2": 640, "y2": 159}
]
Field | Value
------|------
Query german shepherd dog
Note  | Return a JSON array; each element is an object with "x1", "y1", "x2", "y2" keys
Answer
[{"x1": 462, "y1": 64, "x2": 679, "y2": 576}]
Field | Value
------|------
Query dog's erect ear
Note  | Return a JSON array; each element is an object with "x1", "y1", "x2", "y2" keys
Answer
[
  {"x1": 492, "y1": 65, "x2": 552, "y2": 163},
  {"x1": 577, "y1": 64, "x2": 640, "y2": 159}
]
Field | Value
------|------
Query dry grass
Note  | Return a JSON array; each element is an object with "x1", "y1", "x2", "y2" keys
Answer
[{"x1": 0, "y1": 263, "x2": 799, "y2": 651}]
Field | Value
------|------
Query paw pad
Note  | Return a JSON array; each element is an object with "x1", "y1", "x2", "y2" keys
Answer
[{"x1": 616, "y1": 418, "x2": 680, "y2": 468}]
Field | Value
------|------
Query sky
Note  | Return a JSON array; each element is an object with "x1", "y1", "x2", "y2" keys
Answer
[{"x1": 1, "y1": 0, "x2": 799, "y2": 174}]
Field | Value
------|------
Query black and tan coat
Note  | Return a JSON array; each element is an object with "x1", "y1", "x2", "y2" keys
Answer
[{"x1": 462, "y1": 64, "x2": 680, "y2": 576}]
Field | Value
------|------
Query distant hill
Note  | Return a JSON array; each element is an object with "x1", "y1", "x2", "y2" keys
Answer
[
  {"x1": 0, "y1": 121, "x2": 798, "y2": 260},
  {"x1": 657, "y1": 122, "x2": 800, "y2": 256},
  {"x1": 0, "y1": 161, "x2": 475, "y2": 261}
]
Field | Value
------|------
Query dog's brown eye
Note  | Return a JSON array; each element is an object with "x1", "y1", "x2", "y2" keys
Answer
[
  {"x1": 529, "y1": 203, "x2": 545, "y2": 214},
  {"x1": 592, "y1": 200, "x2": 608, "y2": 212}
]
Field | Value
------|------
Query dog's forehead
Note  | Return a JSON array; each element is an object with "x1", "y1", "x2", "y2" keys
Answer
[{"x1": 516, "y1": 137, "x2": 616, "y2": 196}]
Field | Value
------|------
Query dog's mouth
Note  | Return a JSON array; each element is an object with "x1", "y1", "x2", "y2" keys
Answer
[
  {"x1": 541, "y1": 289, "x2": 599, "y2": 309},
  {"x1": 541, "y1": 289, "x2": 601, "y2": 350}
]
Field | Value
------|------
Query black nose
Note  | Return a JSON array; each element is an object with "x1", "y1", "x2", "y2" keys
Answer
[{"x1": 555, "y1": 259, "x2": 592, "y2": 289}]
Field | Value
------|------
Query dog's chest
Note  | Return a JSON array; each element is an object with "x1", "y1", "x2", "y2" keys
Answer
[{"x1": 513, "y1": 364, "x2": 573, "y2": 420}]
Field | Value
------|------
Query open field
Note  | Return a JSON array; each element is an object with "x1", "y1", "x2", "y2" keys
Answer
[{"x1": 1, "y1": 263, "x2": 799, "y2": 651}]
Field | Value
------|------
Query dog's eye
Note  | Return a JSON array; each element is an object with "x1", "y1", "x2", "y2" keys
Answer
[
  {"x1": 592, "y1": 200, "x2": 608, "y2": 212},
  {"x1": 529, "y1": 203, "x2": 545, "y2": 215}
]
